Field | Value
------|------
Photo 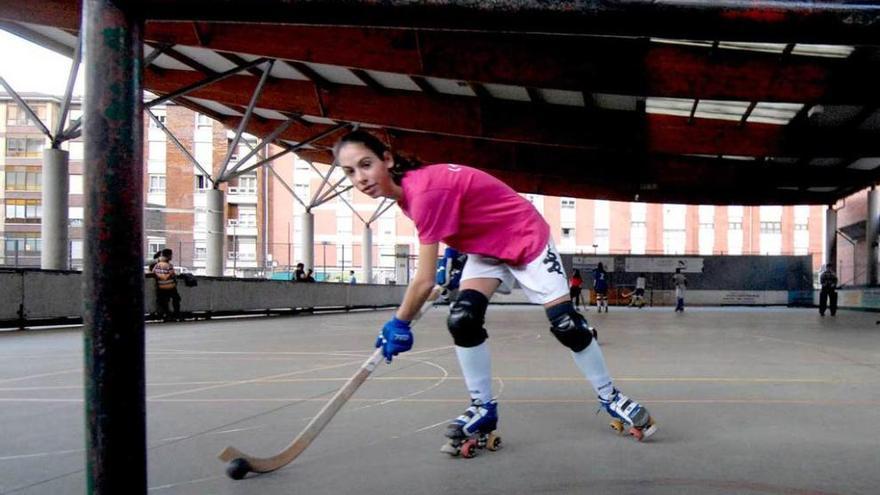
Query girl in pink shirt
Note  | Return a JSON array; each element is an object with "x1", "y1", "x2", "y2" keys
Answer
[{"x1": 334, "y1": 131, "x2": 655, "y2": 454}]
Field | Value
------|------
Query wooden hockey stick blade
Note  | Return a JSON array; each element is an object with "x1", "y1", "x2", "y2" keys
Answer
[{"x1": 218, "y1": 286, "x2": 444, "y2": 475}]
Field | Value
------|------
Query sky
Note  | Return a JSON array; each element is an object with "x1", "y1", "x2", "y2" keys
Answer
[{"x1": 0, "y1": 31, "x2": 85, "y2": 97}]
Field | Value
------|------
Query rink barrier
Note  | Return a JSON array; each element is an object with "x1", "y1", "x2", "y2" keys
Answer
[{"x1": 0, "y1": 268, "x2": 407, "y2": 329}]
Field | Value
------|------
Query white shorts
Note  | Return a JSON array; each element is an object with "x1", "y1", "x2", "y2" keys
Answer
[{"x1": 460, "y1": 240, "x2": 569, "y2": 305}]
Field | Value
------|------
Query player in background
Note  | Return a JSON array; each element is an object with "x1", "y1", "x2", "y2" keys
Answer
[
  {"x1": 673, "y1": 268, "x2": 687, "y2": 312},
  {"x1": 570, "y1": 269, "x2": 586, "y2": 310},
  {"x1": 593, "y1": 262, "x2": 609, "y2": 313}
]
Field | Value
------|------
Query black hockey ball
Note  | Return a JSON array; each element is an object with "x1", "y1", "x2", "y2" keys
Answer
[{"x1": 226, "y1": 458, "x2": 252, "y2": 480}]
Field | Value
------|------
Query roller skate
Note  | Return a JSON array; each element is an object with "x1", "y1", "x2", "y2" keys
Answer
[
  {"x1": 440, "y1": 399, "x2": 502, "y2": 458},
  {"x1": 598, "y1": 388, "x2": 656, "y2": 441}
]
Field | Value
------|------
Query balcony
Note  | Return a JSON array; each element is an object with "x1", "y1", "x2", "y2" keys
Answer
[
  {"x1": 226, "y1": 186, "x2": 257, "y2": 204},
  {"x1": 227, "y1": 251, "x2": 258, "y2": 268},
  {"x1": 227, "y1": 219, "x2": 257, "y2": 237}
]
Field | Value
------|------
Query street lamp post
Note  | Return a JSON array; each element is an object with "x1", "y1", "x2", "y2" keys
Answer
[{"x1": 322, "y1": 241, "x2": 328, "y2": 280}]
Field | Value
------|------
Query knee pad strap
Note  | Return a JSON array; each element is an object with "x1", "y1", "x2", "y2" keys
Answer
[
  {"x1": 546, "y1": 302, "x2": 593, "y2": 353},
  {"x1": 447, "y1": 289, "x2": 489, "y2": 348}
]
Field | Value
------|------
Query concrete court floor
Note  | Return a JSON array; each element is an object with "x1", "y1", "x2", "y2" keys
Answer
[{"x1": 0, "y1": 305, "x2": 878, "y2": 495}]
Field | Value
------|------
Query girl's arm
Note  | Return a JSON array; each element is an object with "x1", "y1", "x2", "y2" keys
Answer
[{"x1": 396, "y1": 242, "x2": 440, "y2": 321}]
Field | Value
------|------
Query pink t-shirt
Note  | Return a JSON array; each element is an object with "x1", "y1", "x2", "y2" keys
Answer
[{"x1": 398, "y1": 164, "x2": 549, "y2": 265}]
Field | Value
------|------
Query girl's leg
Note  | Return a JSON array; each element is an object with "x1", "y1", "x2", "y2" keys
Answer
[
  {"x1": 543, "y1": 295, "x2": 614, "y2": 400},
  {"x1": 452, "y1": 277, "x2": 500, "y2": 403}
]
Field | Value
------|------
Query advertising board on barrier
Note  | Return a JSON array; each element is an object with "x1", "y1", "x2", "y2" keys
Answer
[
  {"x1": 624, "y1": 257, "x2": 704, "y2": 273},
  {"x1": 572, "y1": 256, "x2": 616, "y2": 272}
]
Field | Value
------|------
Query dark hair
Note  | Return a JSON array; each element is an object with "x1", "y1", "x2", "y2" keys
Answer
[
  {"x1": 597, "y1": 262, "x2": 604, "y2": 271},
  {"x1": 333, "y1": 130, "x2": 422, "y2": 184},
  {"x1": 573, "y1": 269, "x2": 581, "y2": 277},
  {"x1": 161, "y1": 248, "x2": 173, "y2": 258}
]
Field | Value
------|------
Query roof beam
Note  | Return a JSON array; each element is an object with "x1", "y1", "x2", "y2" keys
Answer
[
  {"x1": 7, "y1": 1, "x2": 880, "y2": 43},
  {"x1": 0, "y1": 20, "x2": 74, "y2": 57},
  {"x1": 5, "y1": 4, "x2": 879, "y2": 103},
  {"x1": 144, "y1": 2, "x2": 880, "y2": 44},
  {"x1": 146, "y1": 68, "x2": 880, "y2": 156},
  {"x1": 142, "y1": 24, "x2": 878, "y2": 104},
  {"x1": 292, "y1": 146, "x2": 841, "y2": 206},
  {"x1": 227, "y1": 116, "x2": 872, "y2": 199},
  {"x1": 147, "y1": 42, "x2": 217, "y2": 75}
]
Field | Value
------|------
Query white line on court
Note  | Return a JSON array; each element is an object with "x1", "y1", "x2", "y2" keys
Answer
[
  {"x1": 0, "y1": 368, "x2": 80, "y2": 385},
  {"x1": 148, "y1": 475, "x2": 225, "y2": 492}
]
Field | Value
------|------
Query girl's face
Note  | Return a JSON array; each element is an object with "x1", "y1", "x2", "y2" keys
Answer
[{"x1": 337, "y1": 142, "x2": 399, "y2": 199}]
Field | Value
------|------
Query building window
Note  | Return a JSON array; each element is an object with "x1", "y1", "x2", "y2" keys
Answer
[
  {"x1": 68, "y1": 109, "x2": 82, "y2": 126},
  {"x1": 148, "y1": 141, "x2": 167, "y2": 164},
  {"x1": 69, "y1": 175, "x2": 83, "y2": 194},
  {"x1": 68, "y1": 207, "x2": 84, "y2": 227},
  {"x1": 238, "y1": 206, "x2": 257, "y2": 227},
  {"x1": 149, "y1": 174, "x2": 166, "y2": 193},
  {"x1": 147, "y1": 238, "x2": 166, "y2": 258},
  {"x1": 663, "y1": 229, "x2": 686, "y2": 255},
  {"x1": 630, "y1": 221, "x2": 647, "y2": 255},
  {"x1": 4, "y1": 233, "x2": 41, "y2": 257},
  {"x1": 149, "y1": 112, "x2": 167, "y2": 128},
  {"x1": 6, "y1": 103, "x2": 46, "y2": 126},
  {"x1": 194, "y1": 243, "x2": 207, "y2": 260},
  {"x1": 561, "y1": 198, "x2": 575, "y2": 209},
  {"x1": 194, "y1": 174, "x2": 211, "y2": 191},
  {"x1": 4, "y1": 167, "x2": 41, "y2": 191},
  {"x1": 5, "y1": 137, "x2": 45, "y2": 158},
  {"x1": 195, "y1": 113, "x2": 212, "y2": 127},
  {"x1": 4, "y1": 199, "x2": 41, "y2": 223},
  {"x1": 237, "y1": 175, "x2": 257, "y2": 194},
  {"x1": 699, "y1": 224, "x2": 715, "y2": 256},
  {"x1": 729, "y1": 221, "x2": 743, "y2": 230},
  {"x1": 594, "y1": 228, "x2": 609, "y2": 253},
  {"x1": 561, "y1": 227, "x2": 575, "y2": 239},
  {"x1": 294, "y1": 183, "x2": 310, "y2": 203},
  {"x1": 760, "y1": 221, "x2": 782, "y2": 233}
]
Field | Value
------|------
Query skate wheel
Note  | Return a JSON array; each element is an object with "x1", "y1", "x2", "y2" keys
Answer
[
  {"x1": 629, "y1": 426, "x2": 644, "y2": 441},
  {"x1": 486, "y1": 433, "x2": 502, "y2": 451},
  {"x1": 638, "y1": 418, "x2": 657, "y2": 441},
  {"x1": 609, "y1": 419, "x2": 625, "y2": 434},
  {"x1": 460, "y1": 439, "x2": 478, "y2": 458}
]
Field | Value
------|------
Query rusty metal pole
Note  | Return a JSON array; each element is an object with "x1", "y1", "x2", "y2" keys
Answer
[{"x1": 82, "y1": 0, "x2": 146, "y2": 493}]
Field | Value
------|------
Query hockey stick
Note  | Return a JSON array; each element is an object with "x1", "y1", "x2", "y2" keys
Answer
[{"x1": 218, "y1": 286, "x2": 446, "y2": 479}]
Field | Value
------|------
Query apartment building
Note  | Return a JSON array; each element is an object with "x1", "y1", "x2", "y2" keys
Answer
[
  {"x1": 1, "y1": 93, "x2": 84, "y2": 267},
  {"x1": 1, "y1": 93, "x2": 267, "y2": 275}
]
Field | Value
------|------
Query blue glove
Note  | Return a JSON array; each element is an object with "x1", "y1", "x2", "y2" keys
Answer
[
  {"x1": 436, "y1": 247, "x2": 466, "y2": 290},
  {"x1": 375, "y1": 316, "x2": 413, "y2": 363}
]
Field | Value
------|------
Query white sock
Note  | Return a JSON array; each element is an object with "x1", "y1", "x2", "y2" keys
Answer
[
  {"x1": 571, "y1": 341, "x2": 614, "y2": 400},
  {"x1": 455, "y1": 343, "x2": 493, "y2": 403}
]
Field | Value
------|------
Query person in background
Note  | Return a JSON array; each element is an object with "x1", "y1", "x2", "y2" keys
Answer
[
  {"x1": 631, "y1": 274, "x2": 647, "y2": 308},
  {"x1": 569, "y1": 269, "x2": 585, "y2": 310},
  {"x1": 152, "y1": 248, "x2": 181, "y2": 321},
  {"x1": 673, "y1": 268, "x2": 687, "y2": 313},
  {"x1": 294, "y1": 262, "x2": 306, "y2": 281},
  {"x1": 818, "y1": 264, "x2": 838, "y2": 317},
  {"x1": 349, "y1": 270, "x2": 357, "y2": 285},
  {"x1": 593, "y1": 263, "x2": 609, "y2": 313}
]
